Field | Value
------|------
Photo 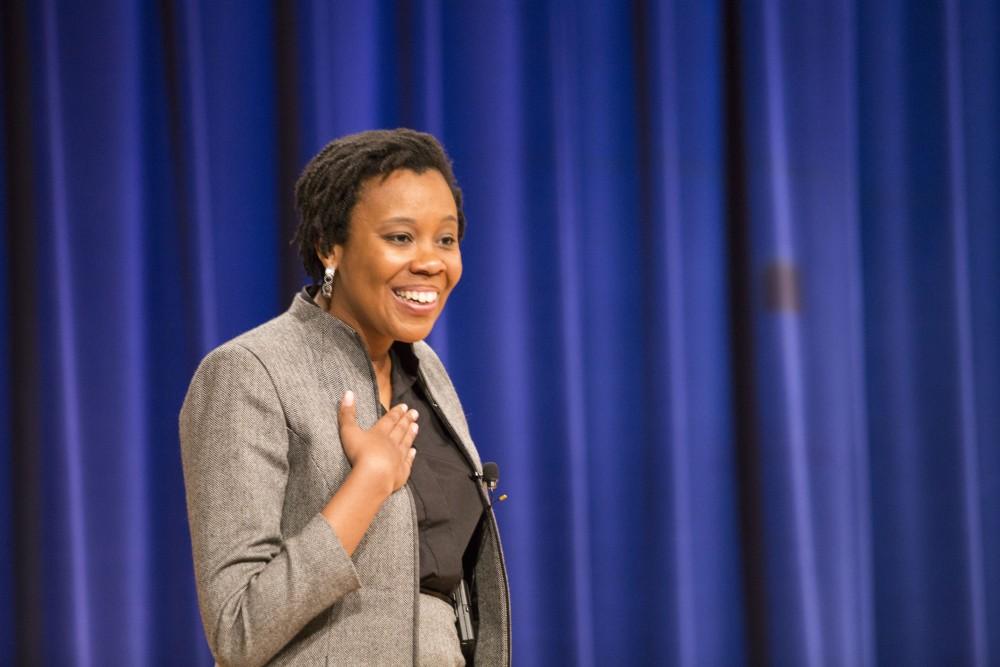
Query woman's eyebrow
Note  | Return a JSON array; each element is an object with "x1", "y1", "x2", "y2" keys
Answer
[{"x1": 379, "y1": 215, "x2": 458, "y2": 225}]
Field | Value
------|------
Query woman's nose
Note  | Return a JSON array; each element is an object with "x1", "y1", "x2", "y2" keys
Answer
[{"x1": 410, "y1": 244, "x2": 445, "y2": 274}]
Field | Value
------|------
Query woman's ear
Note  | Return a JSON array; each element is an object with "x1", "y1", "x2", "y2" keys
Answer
[
  {"x1": 330, "y1": 244, "x2": 345, "y2": 268},
  {"x1": 316, "y1": 244, "x2": 341, "y2": 271}
]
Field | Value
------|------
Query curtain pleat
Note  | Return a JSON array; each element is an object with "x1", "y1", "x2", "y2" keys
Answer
[
  {"x1": 944, "y1": 1, "x2": 988, "y2": 661},
  {"x1": 37, "y1": 1, "x2": 93, "y2": 662},
  {"x1": 547, "y1": 5, "x2": 596, "y2": 664}
]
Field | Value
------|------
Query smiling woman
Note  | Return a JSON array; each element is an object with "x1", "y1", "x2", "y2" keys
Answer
[
  {"x1": 179, "y1": 129, "x2": 510, "y2": 667},
  {"x1": 322, "y1": 168, "x2": 464, "y2": 404}
]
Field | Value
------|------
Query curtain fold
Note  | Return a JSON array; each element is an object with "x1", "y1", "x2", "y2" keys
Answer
[
  {"x1": 2, "y1": 1, "x2": 998, "y2": 665},
  {"x1": 736, "y1": 1, "x2": 874, "y2": 663}
]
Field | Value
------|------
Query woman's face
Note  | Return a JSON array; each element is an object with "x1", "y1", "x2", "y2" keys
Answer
[{"x1": 326, "y1": 168, "x2": 463, "y2": 354}]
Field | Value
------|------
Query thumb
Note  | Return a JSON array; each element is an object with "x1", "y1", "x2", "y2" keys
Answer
[{"x1": 338, "y1": 390, "x2": 359, "y2": 434}]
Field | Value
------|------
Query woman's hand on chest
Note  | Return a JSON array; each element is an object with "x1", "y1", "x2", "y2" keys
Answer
[{"x1": 338, "y1": 390, "x2": 420, "y2": 496}]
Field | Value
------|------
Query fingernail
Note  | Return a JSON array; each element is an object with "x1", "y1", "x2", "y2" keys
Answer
[
  {"x1": 344, "y1": 390, "x2": 354, "y2": 406},
  {"x1": 398, "y1": 403, "x2": 408, "y2": 413},
  {"x1": 411, "y1": 424, "x2": 419, "y2": 433},
  {"x1": 410, "y1": 410, "x2": 419, "y2": 420}
]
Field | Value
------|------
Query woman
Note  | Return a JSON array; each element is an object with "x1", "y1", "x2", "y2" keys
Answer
[{"x1": 179, "y1": 129, "x2": 510, "y2": 666}]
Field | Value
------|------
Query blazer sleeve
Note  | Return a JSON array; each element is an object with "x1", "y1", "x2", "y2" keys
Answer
[{"x1": 179, "y1": 343, "x2": 361, "y2": 667}]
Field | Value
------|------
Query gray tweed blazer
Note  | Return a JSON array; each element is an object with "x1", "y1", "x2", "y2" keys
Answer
[{"x1": 179, "y1": 292, "x2": 510, "y2": 666}]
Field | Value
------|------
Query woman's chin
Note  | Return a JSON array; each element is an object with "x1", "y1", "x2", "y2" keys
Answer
[{"x1": 389, "y1": 320, "x2": 438, "y2": 344}]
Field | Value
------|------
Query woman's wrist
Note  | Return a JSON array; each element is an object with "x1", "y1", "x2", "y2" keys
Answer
[
  {"x1": 321, "y1": 461, "x2": 395, "y2": 555},
  {"x1": 350, "y1": 457, "x2": 396, "y2": 501}
]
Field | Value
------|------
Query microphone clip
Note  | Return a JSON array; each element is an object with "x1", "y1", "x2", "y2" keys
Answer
[{"x1": 472, "y1": 462, "x2": 507, "y2": 506}]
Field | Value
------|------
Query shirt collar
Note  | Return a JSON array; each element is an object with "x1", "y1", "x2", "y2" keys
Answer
[{"x1": 390, "y1": 343, "x2": 420, "y2": 403}]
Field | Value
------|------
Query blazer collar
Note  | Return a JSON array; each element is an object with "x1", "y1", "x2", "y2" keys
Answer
[
  {"x1": 290, "y1": 286, "x2": 365, "y2": 343},
  {"x1": 289, "y1": 288, "x2": 481, "y2": 472}
]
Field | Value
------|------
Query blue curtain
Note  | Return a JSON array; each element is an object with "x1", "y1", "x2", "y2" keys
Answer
[{"x1": 2, "y1": 1, "x2": 998, "y2": 665}]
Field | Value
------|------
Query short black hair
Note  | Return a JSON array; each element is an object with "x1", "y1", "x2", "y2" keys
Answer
[{"x1": 293, "y1": 128, "x2": 466, "y2": 282}]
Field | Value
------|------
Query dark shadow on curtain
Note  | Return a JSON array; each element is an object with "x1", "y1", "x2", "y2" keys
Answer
[
  {"x1": 1, "y1": 0, "x2": 43, "y2": 662},
  {"x1": 722, "y1": 1, "x2": 768, "y2": 664}
]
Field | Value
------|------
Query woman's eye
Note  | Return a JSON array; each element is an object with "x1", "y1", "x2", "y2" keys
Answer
[
  {"x1": 386, "y1": 233, "x2": 412, "y2": 244},
  {"x1": 439, "y1": 235, "x2": 457, "y2": 247}
]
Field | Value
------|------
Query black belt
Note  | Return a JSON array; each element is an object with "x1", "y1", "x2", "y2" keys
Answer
[{"x1": 420, "y1": 587, "x2": 454, "y2": 606}]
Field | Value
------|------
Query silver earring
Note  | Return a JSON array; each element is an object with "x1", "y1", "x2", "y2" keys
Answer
[{"x1": 322, "y1": 266, "x2": 335, "y2": 297}]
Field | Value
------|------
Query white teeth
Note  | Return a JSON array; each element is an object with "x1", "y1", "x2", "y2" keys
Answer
[{"x1": 394, "y1": 289, "x2": 438, "y2": 304}]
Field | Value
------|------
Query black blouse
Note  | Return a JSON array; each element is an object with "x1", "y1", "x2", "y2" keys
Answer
[{"x1": 386, "y1": 344, "x2": 484, "y2": 599}]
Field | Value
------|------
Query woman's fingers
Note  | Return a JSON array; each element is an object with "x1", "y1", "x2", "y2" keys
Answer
[
  {"x1": 401, "y1": 421, "x2": 418, "y2": 450},
  {"x1": 389, "y1": 408, "x2": 418, "y2": 443},
  {"x1": 337, "y1": 391, "x2": 359, "y2": 437},
  {"x1": 373, "y1": 403, "x2": 407, "y2": 434},
  {"x1": 372, "y1": 403, "x2": 407, "y2": 435},
  {"x1": 342, "y1": 397, "x2": 417, "y2": 486}
]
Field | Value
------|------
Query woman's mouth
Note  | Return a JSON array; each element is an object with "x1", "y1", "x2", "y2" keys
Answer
[{"x1": 392, "y1": 288, "x2": 439, "y2": 312}]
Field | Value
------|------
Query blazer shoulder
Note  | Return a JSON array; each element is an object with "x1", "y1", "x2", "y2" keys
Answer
[
  {"x1": 182, "y1": 312, "x2": 309, "y2": 410},
  {"x1": 229, "y1": 311, "x2": 309, "y2": 357},
  {"x1": 200, "y1": 312, "x2": 317, "y2": 379}
]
